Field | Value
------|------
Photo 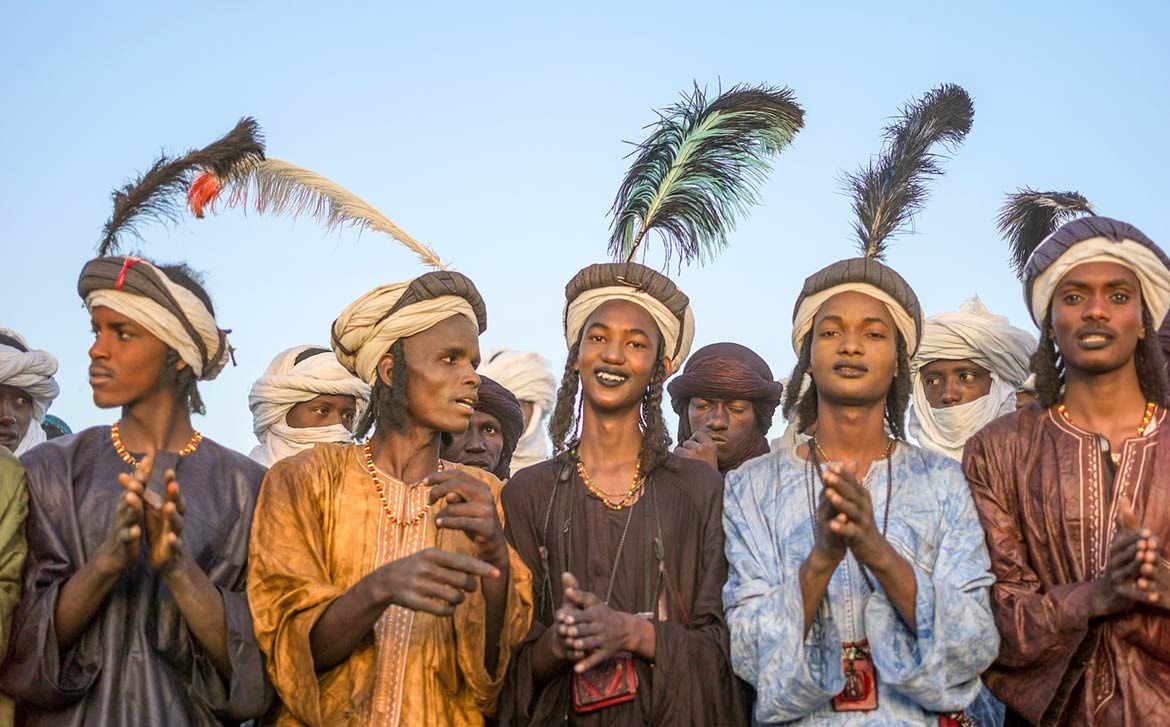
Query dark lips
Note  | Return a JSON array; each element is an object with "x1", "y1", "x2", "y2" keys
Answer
[{"x1": 833, "y1": 361, "x2": 868, "y2": 378}]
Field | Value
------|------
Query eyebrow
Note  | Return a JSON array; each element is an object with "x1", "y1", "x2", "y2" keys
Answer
[
  {"x1": 1058, "y1": 279, "x2": 1137, "y2": 289},
  {"x1": 817, "y1": 314, "x2": 891, "y2": 327},
  {"x1": 586, "y1": 322, "x2": 654, "y2": 338}
]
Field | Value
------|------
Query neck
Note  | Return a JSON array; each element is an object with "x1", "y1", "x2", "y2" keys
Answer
[
  {"x1": 1062, "y1": 361, "x2": 1148, "y2": 431},
  {"x1": 812, "y1": 398, "x2": 890, "y2": 463},
  {"x1": 576, "y1": 399, "x2": 643, "y2": 469},
  {"x1": 369, "y1": 421, "x2": 442, "y2": 483},
  {"x1": 118, "y1": 394, "x2": 195, "y2": 454}
]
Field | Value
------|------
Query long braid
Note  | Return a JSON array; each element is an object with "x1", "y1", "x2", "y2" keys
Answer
[
  {"x1": 1030, "y1": 313, "x2": 1063, "y2": 407},
  {"x1": 886, "y1": 335, "x2": 911, "y2": 440},
  {"x1": 355, "y1": 339, "x2": 409, "y2": 438},
  {"x1": 548, "y1": 342, "x2": 581, "y2": 454},
  {"x1": 1137, "y1": 306, "x2": 1170, "y2": 407},
  {"x1": 638, "y1": 353, "x2": 673, "y2": 476},
  {"x1": 783, "y1": 331, "x2": 817, "y2": 433},
  {"x1": 163, "y1": 348, "x2": 205, "y2": 415}
]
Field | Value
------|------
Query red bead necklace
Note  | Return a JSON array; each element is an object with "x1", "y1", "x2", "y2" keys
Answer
[
  {"x1": 362, "y1": 440, "x2": 442, "y2": 527},
  {"x1": 1057, "y1": 401, "x2": 1157, "y2": 436},
  {"x1": 110, "y1": 420, "x2": 202, "y2": 469}
]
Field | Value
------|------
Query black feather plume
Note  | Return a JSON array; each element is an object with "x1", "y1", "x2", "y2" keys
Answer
[
  {"x1": 846, "y1": 84, "x2": 974, "y2": 260},
  {"x1": 609, "y1": 83, "x2": 805, "y2": 265},
  {"x1": 997, "y1": 189, "x2": 1094, "y2": 278},
  {"x1": 98, "y1": 117, "x2": 265, "y2": 255}
]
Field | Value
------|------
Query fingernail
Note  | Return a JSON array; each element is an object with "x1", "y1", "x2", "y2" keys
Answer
[{"x1": 435, "y1": 519, "x2": 444, "y2": 526}]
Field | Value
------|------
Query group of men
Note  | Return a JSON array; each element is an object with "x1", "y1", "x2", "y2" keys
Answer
[{"x1": 1, "y1": 92, "x2": 1169, "y2": 727}]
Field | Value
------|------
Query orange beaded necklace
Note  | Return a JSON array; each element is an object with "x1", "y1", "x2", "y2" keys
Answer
[
  {"x1": 1057, "y1": 401, "x2": 1157, "y2": 436},
  {"x1": 362, "y1": 440, "x2": 442, "y2": 527},
  {"x1": 110, "y1": 420, "x2": 202, "y2": 469},
  {"x1": 576, "y1": 456, "x2": 643, "y2": 511}
]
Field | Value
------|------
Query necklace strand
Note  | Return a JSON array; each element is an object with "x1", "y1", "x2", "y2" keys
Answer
[
  {"x1": 1057, "y1": 401, "x2": 1156, "y2": 436},
  {"x1": 110, "y1": 420, "x2": 202, "y2": 469},
  {"x1": 362, "y1": 440, "x2": 442, "y2": 527},
  {"x1": 576, "y1": 455, "x2": 643, "y2": 511}
]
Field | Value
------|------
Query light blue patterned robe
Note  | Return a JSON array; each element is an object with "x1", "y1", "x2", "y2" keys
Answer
[{"x1": 723, "y1": 442, "x2": 998, "y2": 726}]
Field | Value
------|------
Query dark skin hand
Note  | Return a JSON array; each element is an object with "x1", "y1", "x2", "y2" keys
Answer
[
  {"x1": 557, "y1": 572, "x2": 656, "y2": 672},
  {"x1": 1091, "y1": 496, "x2": 1169, "y2": 616},
  {"x1": 674, "y1": 429, "x2": 719, "y2": 471},
  {"x1": 55, "y1": 456, "x2": 233, "y2": 676},
  {"x1": 309, "y1": 468, "x2": 510, "y2": 674}
]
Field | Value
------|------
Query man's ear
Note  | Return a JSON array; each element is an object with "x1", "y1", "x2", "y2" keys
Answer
[
  {"x1": 376, "y1": 352, "x2": 395, "y2": 388},
  {"x1": 174, "y1": 356, "x2": 189, "y2": 372},
  {"x1": 662, "y1": 356, "x2": 676, "y2": 378}
]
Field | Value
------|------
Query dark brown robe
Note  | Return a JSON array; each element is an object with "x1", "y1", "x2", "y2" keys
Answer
[
  {"x1": 0, "y1": 426, "x2": 274, "y2": 726},
  {"x1": 497, "y1": 452, "x2": 750, "y2": 726},
  {"x1": 964, "y1": 404, "x2": 1170, "y2": 726}
]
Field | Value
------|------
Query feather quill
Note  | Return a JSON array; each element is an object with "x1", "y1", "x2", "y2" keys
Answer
[
  {"x1": 997, "y1": 189, "x2": 1094, "y2": 278},
  {"x1": 191, "y1": 158, "x2": 445, "y2": 270},
  {"x1": 98, "y1": 117, "x2": 264, "y2": 255},
  {"x1": 846, "y1": 84, "x2": 973, "y2": 260},
  {"x1": 609, "y1": 83, "x2": 804, "y2": 265}
]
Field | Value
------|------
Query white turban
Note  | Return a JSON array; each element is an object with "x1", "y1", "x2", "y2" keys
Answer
[
  {"x1": 563, "y1": 287, "x2": 695, "y2": 374},
  {"x1": 478, "y1": 349, "x2": 557, "y2": 473},
  {"x1": 0, "y1": 328, "x2": 59, "y2": 456},
  {"x1": 908, "y1": 297, "x2": 1037, "y2": 461},
  {"x1": 791, "y1": 283, "x2": 920, "y2": 356},
  {"x1": 332, "y1": 282, "x2": 480, "y2": 386},
  {"x1": 1028, "y1": 236, "x2": 1170, "y2": 328},
  {"x1": 82, "y1": 258, "x2": 231, "y2": 380},
  {"x1": 248, "y1": 345, "x2": 371, "y2": 468}
]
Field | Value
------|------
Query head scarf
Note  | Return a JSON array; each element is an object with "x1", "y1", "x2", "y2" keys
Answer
[
  {"x1": 477, "y1": 349, "x2": 556, "y2": 473},
  {"x1": 668, "y1": 342, "x2": 782, "y2": 472},
  {"x1": 908, "y1": 297, "x2": 1037, "y2": 460},
  {"x1": 563, "y1": 262, "x2": 695, "y2": 374},
  {"x1": 247, "y1": 345, "x2": 372, "y2": 468},
  {"x1": 78, "y1": 256, "x2": 231, "y2": 381},
  {"x1": 790, "y1": 257, "x2": 923, "y2": 356},
  {"x1": 332, "y1": 271, "x2": 487, "y2": 387},
  {"x1": 1023, "y1": 216, "x2": 1170, "y2": 327},
  {"x1": 469, "y1": 375, "x2": 525, "y2": 480},
  {"x1": 0, "y1": 328, "x2": 60, "y2": 455}
]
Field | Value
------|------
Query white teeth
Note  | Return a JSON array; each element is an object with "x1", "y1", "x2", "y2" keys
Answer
[
  {"x1": 1081, "y1": 335, "x2": 1108, "y2": 342},
  {"x1": 596, "y1": 372, "x2": 627, "y2": 383}
]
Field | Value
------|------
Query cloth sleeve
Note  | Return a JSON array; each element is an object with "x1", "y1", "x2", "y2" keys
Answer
[
  {"x1": 722, "y1": 466, "x2": 844, "y2": 723},
  {"x1": 246, "y1": 459, "x2": 348, "y2": 726},
  {"x1": 962, "y1": 431, "x2": 1094, "y2": 724},
  {"x1": 864, "y1": 461, "x2": 999, "y2": 712},
  {"x1": 452, "y1": 483, "x2": 534, "y2": 716},
  {"x1": 0, "y1": 455, "x2": 28, "y2": 726}
]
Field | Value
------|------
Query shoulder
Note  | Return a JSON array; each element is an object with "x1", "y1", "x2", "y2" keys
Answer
[
  {"x1": 199, "y1": 437, "x2": 268, "y2": 483},
  {"x1": 18, "y1": 426, "x2": 107, "y2": 486},
  {"x1": 500, "y1": 456, "x2": 564, "y2": 507},
  {"x1": 262, "y1": 442, "x2": 353, "y2": 495},
  {"x1": 968, "y1": 403, "x2": 1048, "y2": 448},
  {"x1": 724, "y1": 447, "x2": 787, "y2": 501},
  {"x1": 443, "y1": 460, "x2": 505, "y2": 498},
  {"x1": 650, "y1": 453, "x2": 725, "y2": 515},
  {"x1": 0, "y1": 449, "x2": 24, "y2": 504}
]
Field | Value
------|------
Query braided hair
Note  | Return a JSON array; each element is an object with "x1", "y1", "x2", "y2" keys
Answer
[
  {"x1": 355, "y1": 339, "x2": 409, "y2": 438},
  {"x1": 782, "y1": 328, "x2": 912, "y2": 440}
]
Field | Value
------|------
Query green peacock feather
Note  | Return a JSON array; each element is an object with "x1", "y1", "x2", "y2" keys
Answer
[{"x1": 609, "y1": 83, "x2": 805, "y2": 266}]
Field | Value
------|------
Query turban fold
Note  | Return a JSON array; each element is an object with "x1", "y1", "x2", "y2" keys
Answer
[
  {"x1": 908, "y1": 297, "x2": 1037, "y2": 461},
  {"x1": 790, "y1": 257, "x2": 923, "y2": 356},
  {"x1": 78, "y1": 256, "x2": 231, "y2": 380},
  {"x1": 0, "y1": 328, "x2": 59, "y2": 456},
  {"x1": 563, "y1": 263, "x2": 694, "y2": 373},
  {"x1": 668, "y1": 342, "x2": 782, "y2": 473},
  {"x1": 248, "y1": 345, "x2": 371, "y2": 468},
  {"x1": 332, "y1": 271, "x2": 487, "y2": 386},
  {"x1": 472, "y1": 375, "x2": 525, "y2": 480},
  {"x1": 1024, "y1": 216, "x2": 1170, "y2": 327},
  {"x1": 478, "y1": 349, "x2": 556, "y2": 473}
]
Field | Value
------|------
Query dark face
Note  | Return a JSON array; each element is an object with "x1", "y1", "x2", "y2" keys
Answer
[
  {"x1": 687, "y1": 397, "x2": 758, "y2": 466},
  {"x1": 0, "y1": 384, "x2": 33, "y2": 452},
  {"x1": 441, "y1": 409, "x2": 504, "y2": 472},
  {"x1": 1050, "y1": 261, "x2": 1144, "y2": 377},
  {"x1": 919, "y1": 359, "x2": 993, "y2": 408},
  {"x1": 386, "y1": 314, "x2": 481, "y2": 435},
  {"x1": 809, "y1": 291, "x2": 899, "y2": 408},
  {"x1": 575, "y1": 300, "x2": 663, "y2": 414},
  {"x1": 285, "y1": 394, "x2": 358, "y2": 430},
  {"x1": 88, "y1": 306, "x2": 177, "y2": 410}
]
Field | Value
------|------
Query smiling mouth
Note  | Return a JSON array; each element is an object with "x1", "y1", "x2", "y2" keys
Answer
[
  {"x1": 594, "y1": 370, "x2": 630, "y2": 387},
  {"x1": 1076, "y1": 331, "x2": 1115, "y2": 350}
]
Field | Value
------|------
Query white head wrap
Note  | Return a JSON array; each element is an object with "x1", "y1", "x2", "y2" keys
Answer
[
  {"x1": 478, "y1": 349, "x2": 557, "y2": 473},
  {"x1": 82, "y1": 258, "x2": 231, "y2": 380},
  {"x1": 791, "y1": 283, "x2": 920, "y2": 356},
  {"x1": 0, "y1": 328, "x2": 59, "y2": 456},
  {"x1": 332, "y1": 280, "x2": 481, "y2": 386},
  {"x1": 1028, "y1": 236, "x2": 1170, "y2": 327},
  {"x1": 247, "y1": 345, "x2": 371, "y2": 468},
  {"x1": 563, "y1": 287, "x2": 696, "y2": 374},
  {"x1": 907, "y1": 297, "x2": 1037, "y2": 461}
]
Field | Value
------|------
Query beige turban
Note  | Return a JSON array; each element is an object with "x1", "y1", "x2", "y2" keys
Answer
[
  {"x1": 331, "y1": 271, "x2": 487, "y2": 386},
  {"x1": 0, "y1": 328, "x2": 59, "y2": 455}
]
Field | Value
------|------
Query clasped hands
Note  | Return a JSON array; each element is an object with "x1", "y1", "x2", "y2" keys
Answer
[
  {"x1": 1094, "y1": 495, "x2": 1170, "y2": 616},
  {"x1": 809, "y1": 461, "x2": 895, "y2": 574},
  {"x1": 550, "y1": 572, "x2": 654, "y2": 674},
  {"x1": 98, "y1": 454, "x2": 188, "y2": 577}
]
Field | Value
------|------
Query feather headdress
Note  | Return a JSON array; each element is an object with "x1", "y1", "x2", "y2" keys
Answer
[
  {"x1": 188, "y1": 158, "x2": 444, "y2": 270},
  {"x1": 845, "y1": 84, "x2": 974, "y2": 260},
  {"x1": 609, "y1": 83, "x2": 805, "y2": 266},
  {"x1": 997, "y1": 189, "x2": 1094, "y2": 279},
  {"x1": 98, "y1": 118, "x2": 265, "y2": 255}
]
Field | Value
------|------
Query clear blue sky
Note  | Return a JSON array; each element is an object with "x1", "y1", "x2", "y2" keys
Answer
[{"x1": 3, "y1": 1, "x2": 1167, "y2": 452}]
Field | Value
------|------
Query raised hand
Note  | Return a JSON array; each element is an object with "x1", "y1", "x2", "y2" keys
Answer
[
  {"x1": 428, "y1": 469, "x2": 509, "y2": 569},
  {"x1": 374, "y1": 547, "x2": 500, "y2": 617},
  {"x1": 821, "y1": 461, "x2": 886, "y2": 565},
  {"x1": 557, "y1": 572, "x2": 654, "y2": 672},
  {"x1": 142, "y1": 470, "x2": 187, "y2": 574},
  {"x1": 1091, "y1": 497, "x2": 1154, "y2": 616},
  {"x1": 96, "y1": 455, "x2": 151, "y2": 576},
  {"x1": 674, "y1": 430, "x2": 719, "y2": 471}
]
